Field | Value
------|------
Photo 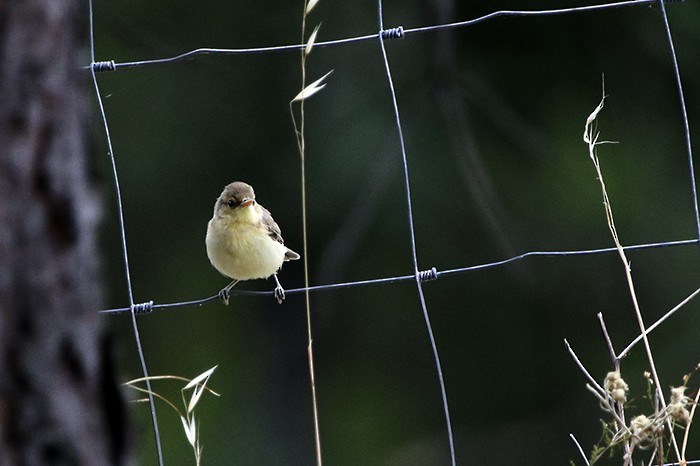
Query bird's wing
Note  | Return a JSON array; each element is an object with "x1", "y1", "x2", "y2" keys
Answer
[
  {"x1": 260, "y1": 205, "x2": 285, "y2": 245},
  {"x1": 260, "y1": 205, "x2": 300, "y2": 261}
]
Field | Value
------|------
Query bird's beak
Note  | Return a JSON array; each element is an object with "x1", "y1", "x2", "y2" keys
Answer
[{"x1": 240, "y1": 198, "x2": 255, "y2": 207}]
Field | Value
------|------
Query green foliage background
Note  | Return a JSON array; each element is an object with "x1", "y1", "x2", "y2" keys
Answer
[{"x1": 91, "y1": 1, "x2": 700, "y2": 464}]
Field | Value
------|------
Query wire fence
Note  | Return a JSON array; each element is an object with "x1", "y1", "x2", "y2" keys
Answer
[{"x1": 88, "y1": 0, "x2": 697, "y2": 465}]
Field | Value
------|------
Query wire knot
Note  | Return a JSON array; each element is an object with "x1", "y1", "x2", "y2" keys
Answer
[
  {"x1": 418, "y1": 267, "x2": 438, "y2": 283},
  {"x1": 92, "y1": 60, "x2": 116, "y2": 72},
  {"x1": 380, "y1": 26, "x2": 405, "y2": 40},
  {"x1": 131, "y1": 301, "x2": 154, "y2": 315}
]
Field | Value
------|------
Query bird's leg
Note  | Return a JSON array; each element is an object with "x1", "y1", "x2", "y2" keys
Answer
[
  {"x1": 273, "y1": 273, "x2": 286, "y2": 304},
  {"x1": 218, "y1": 279, "x2": 239, "y2": 306}
]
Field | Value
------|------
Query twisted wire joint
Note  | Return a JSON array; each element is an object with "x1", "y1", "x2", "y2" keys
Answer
[
  {"x1": 418, "y1": 267, "x2": 438, "y2": 283},
  {"x1": 131, "y1": 301, "x2": 154, "y2": 315},
  {"x1": 380, "y1": 26, "x2": 405, "y2": 40},
  {"x1": 92, "y1": 60, "x2": 116, "y2": 72}
]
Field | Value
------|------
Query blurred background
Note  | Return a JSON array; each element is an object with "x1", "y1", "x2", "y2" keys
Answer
[{"x1": 90, "y1": 0, "x2": 700, "y2": 464}]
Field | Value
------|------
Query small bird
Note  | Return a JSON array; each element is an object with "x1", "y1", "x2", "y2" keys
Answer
[{"x1": 206, "y1": 181, "x2": 300, "y2": 304}]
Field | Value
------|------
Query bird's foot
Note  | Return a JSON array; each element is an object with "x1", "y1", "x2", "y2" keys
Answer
[
  {"x1": 273, "y1": 273, "x2": 286, "y2": 304},
  {"x1": 218, "y1": 288, "x2": 231, "y2": 306},
  {"x1": 218, "y1": 279, "x2": 238, "y2": 306},
  {"x1": 273, "y1": 285, "x2": 285, "y2": 304}
]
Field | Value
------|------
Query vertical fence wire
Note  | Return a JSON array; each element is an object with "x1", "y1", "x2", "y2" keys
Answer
[
  {"x1": 657, "y1": 0, "x2": 699, "y2": 241},
  {"x1": 88, "y1": 1, "x2": 165, "y2": 464},
  {"x1": 376, "y1": 1, "x2": 457, "y2": 464}
]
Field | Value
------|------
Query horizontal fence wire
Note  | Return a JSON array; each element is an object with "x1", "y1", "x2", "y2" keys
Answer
[
  {"x1": 90, "y1": 0, "x2": 678, "y2": 72},
  {"x1": 98, "y1": 238, "x2": 699, "y2": 315}
]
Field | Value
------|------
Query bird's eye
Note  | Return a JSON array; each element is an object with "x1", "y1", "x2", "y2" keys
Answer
[{"x1": 227, "y1": 199, "x2": 236, "y2": 208}]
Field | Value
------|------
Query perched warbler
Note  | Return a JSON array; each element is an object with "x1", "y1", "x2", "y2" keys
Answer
[{"x1": 206, "y1": 181, "x2": 299, "y2": 304}]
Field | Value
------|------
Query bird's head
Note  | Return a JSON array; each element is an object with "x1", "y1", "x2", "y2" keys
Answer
[{"x1": 214, "y1": 181, "x2": 257, "y2": 218}]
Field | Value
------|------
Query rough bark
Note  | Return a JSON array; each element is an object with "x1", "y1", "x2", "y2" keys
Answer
[{"x1": 0, "y1": 0, "x2": 128, "y2": 464}]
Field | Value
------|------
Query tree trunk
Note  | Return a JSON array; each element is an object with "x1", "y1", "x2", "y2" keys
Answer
[{"x1": 0, "y1": 1, "x2": 128, "y2": 465}]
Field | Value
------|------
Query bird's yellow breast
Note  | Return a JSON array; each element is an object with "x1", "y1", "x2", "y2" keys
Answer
[{"x1": 206, "y1": 206, "x2": 287, "y2": 280}]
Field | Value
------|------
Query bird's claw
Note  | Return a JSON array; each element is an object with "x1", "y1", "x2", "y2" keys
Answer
[
  {"x1": 272, "y1": 273, "x2": 287, "y2": 304},
  {"x1": 218, "y1": 288, "x2": 231, "y2": 306},
  {"x1": 274, "y1": 285, "x2": 285, "y2": 304},
  {"x1": 217, "y1": 280, "x2": 238, "y2": 306}
]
